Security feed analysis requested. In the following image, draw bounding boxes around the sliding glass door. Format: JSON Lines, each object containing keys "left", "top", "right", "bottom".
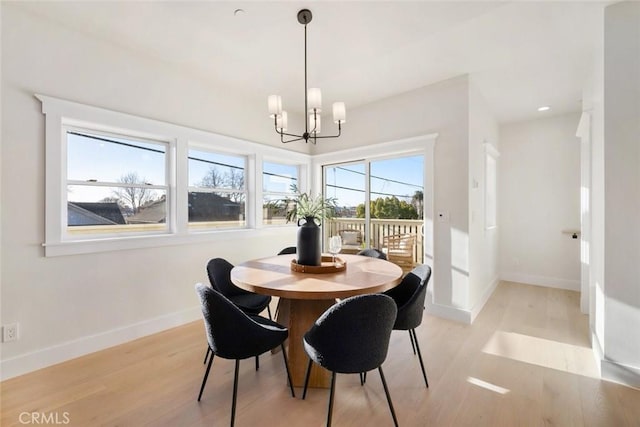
{"left": 323, "top": 154, "right": 424, "bottom": 267}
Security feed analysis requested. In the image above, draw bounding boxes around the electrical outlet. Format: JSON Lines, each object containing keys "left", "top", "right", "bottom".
{"left": 3, "top": 323, "right": 19, "bottom": 342}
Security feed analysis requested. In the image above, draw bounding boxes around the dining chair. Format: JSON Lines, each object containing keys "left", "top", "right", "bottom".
{"left": 383, "top": 264, "right": 432, "bottom": 388}
{"left": 302, "top": 294, "right": 399, "bottom": 427}
{"left": 278, "top": 246, "right": 297, "bottom": 255}
{"left": 195, "top": 283, "right": 295, "bottom": 427}
{"left": 204, "top": 258, "right": 273, "bottom": 368}
{"left": 356, "top": 248, "right": 388, "bottom": 260}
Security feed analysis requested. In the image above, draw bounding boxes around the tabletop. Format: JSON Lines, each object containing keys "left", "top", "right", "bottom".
{"left": 230, "top": 253, "right": 403, "bottom": 300}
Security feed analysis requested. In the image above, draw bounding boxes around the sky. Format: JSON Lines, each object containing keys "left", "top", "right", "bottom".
{"left": 66, "top": 131, "right": 423, "bottom": 209}
{"left": 324, "top": 155, "right": 424, "bottom": 207}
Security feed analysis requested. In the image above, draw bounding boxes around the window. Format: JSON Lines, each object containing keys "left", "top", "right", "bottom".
{"left": 188, "top": 149, "right": 247, "bottom": 229}
{"left": 323, "top": 155, "right": 424, "bottom": 260}
{"left": 262, "top": 161, "right": 298, "bottom": 225}
{"left": 66, "top": 129, "right": 169, "bottom": 236}
{"left": 315, "top": 133, "right": 436, "bottom": 266}
{"left": 39, "top": 94, "right": 312, "bottom": 256}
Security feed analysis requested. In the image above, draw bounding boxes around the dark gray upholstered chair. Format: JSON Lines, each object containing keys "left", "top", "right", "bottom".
{"left": 278, "top": 246, "right": 297, "bottom": 255}
{"left": 207, "top": 258, "right": 272, "bottom": 318}
{"left": 204, "top": 258, "right": 273, "bottom": 367}
{"left": 195, "top": 283, "right": 294, "bottom": 427}
{"left": 356, "top": 248, "right": 388, "bottom": 260}
{"left": 302, "top": 294, "right": 399, "bottom": 427}
{"left": 383, "top": 264, "right": 432, "bottom": 388}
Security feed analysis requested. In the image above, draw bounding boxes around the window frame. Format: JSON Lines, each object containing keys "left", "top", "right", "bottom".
{"left": 261, "top": 160, "right": 300, "bottom": 227}
{"left": 39, "top": 94, "right": 310, "bottom": 256}
{"left": 187, "top": 144, "right": 249, "bottom": 231}
{"left": 63, "top": 125, "right": 172, "bottom": 239}
{"left": 312, "top": 134, "right": 437, "bottom": 264}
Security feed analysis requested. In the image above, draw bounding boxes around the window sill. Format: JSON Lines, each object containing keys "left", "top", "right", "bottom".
{"left": 44, "top": 227, "right": 295, "bottom": 257}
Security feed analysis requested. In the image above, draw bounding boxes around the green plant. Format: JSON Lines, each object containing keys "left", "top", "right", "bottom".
{"left": 284, "top": 185, "right": 337, "bottom": 223}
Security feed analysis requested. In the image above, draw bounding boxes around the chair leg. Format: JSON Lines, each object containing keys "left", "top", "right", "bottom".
{"left": 360, "top": 371, "right": 367, "bottom": 385}
{"left": 230, "top": 360, "right": 240, "bottom": 427}
{"left": 197, "top": 352, "right": 214, "bottom": 401}
{"left": 280, "top": 343, "right": 295, "bottom": 398}
{"left": 302, "top": 358, "right": 313, "bottom": 400}
{"left": 326, "top": 371, "right": 337, "bottom": 427}
{"left": 378, "top": 366, "right": 399, "bottom": 427}
{"left": 411, "top": 329, "right": 429, "bottom": 388}
{"left": 255, "top": 355, "right": 259, "bottom": 371}
{"left": 267, "top": 305, "right": 273, "bottom": 320}
{"left": 409, "top": 330, "right": 417, "bottom": 355}
{"left": 204, "top": 346, "right": 211, "bottom": 364}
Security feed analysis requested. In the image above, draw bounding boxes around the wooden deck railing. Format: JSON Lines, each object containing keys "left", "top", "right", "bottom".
{"left": 326, "top": 218, "right": 424, "bottom": 264}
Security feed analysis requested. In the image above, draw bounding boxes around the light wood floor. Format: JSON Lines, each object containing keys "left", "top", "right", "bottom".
{"left": 2, "top": 281, "right": 639, "bottom": 426}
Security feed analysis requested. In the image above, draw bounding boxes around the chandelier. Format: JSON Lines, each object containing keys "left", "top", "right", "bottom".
{"left": 268, "top": 9, "right": 346, "bottom": 144}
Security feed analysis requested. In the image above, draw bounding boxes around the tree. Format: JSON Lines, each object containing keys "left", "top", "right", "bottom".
{"left": 113, "top": 172, "right": 156, "bottom": 214}
{"left": 199, "top": 167, "right": 225, "bottom": 188}
{"left": 412, "top": 190, "right": 424, "bottom": 218}
{"left": 226, "top": 168, "right": 245, "bottom": 203}
{"left": 356, "top": 196, "right": 418, "bottom": 219}
{"left": 199, "top": 166, "right": 245, "bottom": 203}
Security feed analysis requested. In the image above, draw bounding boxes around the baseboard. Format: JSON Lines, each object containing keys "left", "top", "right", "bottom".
{"left": 0, "top": 307, "right": 201, "bottom": 381}
{"left": 425, "top": 299, "right": 472, "bottom": 324}
{"left": 601, "top": 359, "right": 640, "bottom": 390}
{"left": 591, "top": 327, "right": 640, "bottom": 390}
{"left": 425, "top": 276, "right": 499, "bottom": 325}
{"left": 470, "top": 276, "right": 500, "bottom": 323}
{"left": 500, "top": 272, "right": 580, "bottom": 291}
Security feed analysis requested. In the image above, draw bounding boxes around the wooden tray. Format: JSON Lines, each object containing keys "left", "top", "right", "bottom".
{"left": 290, "top": 256, "right": 346, "bottom": 274}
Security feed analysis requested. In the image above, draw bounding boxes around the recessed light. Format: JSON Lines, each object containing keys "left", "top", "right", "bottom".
{"left": 234, "top": 9, "right": 245, "bottom": 16}
{"left": 537, "top": 106, "right": 551, "bottom": 112}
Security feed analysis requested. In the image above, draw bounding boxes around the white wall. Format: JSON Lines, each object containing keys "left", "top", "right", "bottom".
{"left": 499, "top": 113, "right": 581, "bottom": 290}
{"left": 600, "top": 0, "right": 640, "bottom": 387}
{"left": 0, "top": 4, "right": 300, "bottom": 379}
{"left": 468, "top": 79, "right": 500, "bottom": 320}
{"left": 313, "top": 75, "right": 480, "bottom": 323}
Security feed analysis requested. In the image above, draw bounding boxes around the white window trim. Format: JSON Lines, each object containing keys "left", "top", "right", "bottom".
{"left": 186, "top": 145, "right": 250, "bottom": 231}
{"left": 261, "top": 159, "right": 302, "bottom": 227}
{"left": 64, "top": 126, "right": 173, "bottom": 239}
{"left": 38, "top": 94, "right": 310, "bottom": 256}
{"left": 312, "top": 133, "right": 437, "bottom": 264}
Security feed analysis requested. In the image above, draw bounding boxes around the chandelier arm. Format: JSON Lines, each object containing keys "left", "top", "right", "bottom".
{"left": 281, "top": 135, "right": 305, "bottom": 144}
{"left": 273, "top": 121, "right": 305, "bottom": 139}
{"left": 276, "top": 129, "right": 305, "bottom": 139}
{"left": 309, "top": 123, "right": 342, "bottom": 139}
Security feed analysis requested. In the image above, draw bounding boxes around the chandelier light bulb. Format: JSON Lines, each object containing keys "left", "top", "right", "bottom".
{"left": 308, "top": 88, "right": 322, "bottom": 112}
{"left": 268, "top": 95, "right": 282, "bottom": 118}
{"left": 276, "top": 111, "right": 288, "bottom": 131}
{"left": 332, "top": 102, "right": 346, "bottom": 123}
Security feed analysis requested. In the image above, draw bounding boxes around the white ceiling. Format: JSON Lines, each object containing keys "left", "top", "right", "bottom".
{"left": 17, "top": 1, "right": 605, "bottom": 123}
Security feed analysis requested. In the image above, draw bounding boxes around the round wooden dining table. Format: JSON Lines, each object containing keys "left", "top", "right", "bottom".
{"left": 230, "top": 253, "right": 403, "bottom": 388}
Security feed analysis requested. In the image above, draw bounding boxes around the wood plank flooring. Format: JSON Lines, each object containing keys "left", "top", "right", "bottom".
{"left": 2, "top": 281, "right": 639, "bottom": 426}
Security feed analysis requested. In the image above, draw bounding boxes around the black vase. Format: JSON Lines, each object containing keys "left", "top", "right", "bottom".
{"left": 296, "top": 216, "right": 322, "bottom": 266}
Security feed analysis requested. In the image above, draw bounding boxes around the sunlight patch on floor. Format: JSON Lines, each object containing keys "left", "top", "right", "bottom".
{"left": 467, "top": 376, "right": 510, "bottom": 394}
{"left": 482, "top": 331, "right": 599, "bottom": 378}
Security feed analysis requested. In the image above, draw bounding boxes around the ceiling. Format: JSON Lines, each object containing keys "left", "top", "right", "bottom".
{"left": 16, "top": 1, "right": 605, "bottom": 123}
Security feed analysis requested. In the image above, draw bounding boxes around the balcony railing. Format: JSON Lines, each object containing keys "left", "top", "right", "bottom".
{"left": 326, "top": 218, "right": 424, "bottom": 265}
